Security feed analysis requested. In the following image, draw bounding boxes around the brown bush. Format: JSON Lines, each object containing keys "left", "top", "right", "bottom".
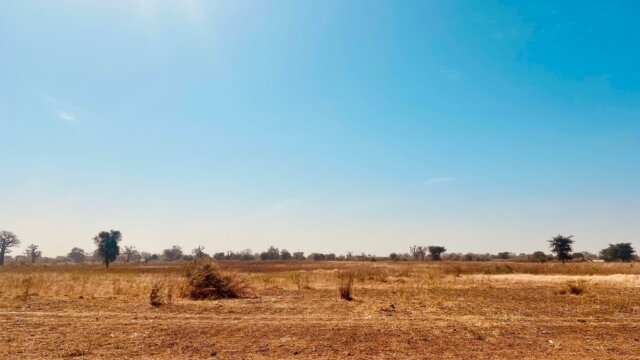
{"left": 184, "top": 260, "right": 247, "bottom": 300}
{"left": 558, "top": 281, "right": 586, "bottom": 295}
{"left": 149, "top": 282, "right": 164, "bottom": 307}
{"left": 338, "top": 271, "right": 354, "bottom": 301}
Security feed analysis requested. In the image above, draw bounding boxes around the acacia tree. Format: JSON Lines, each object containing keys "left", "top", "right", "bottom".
{"left": 67, "top": 247, "right": 87, "bottom": 263}
{"left": 409, "top": 245, "right": 426, "bottom": 261}
{"left": 24, "top": 244, "right": 41, "bottom": 264}
{"left": 428, "top": 246, "right": 447, "bottom": 261}
{"left": 94, "top": 230, "right": 122, "bottom": 268}
{"left": 548, "top": 234, "right": 574, "bottom": 264}
{"left": 600, "top": 243, "right": 636, "bottom": 262}
{"left": 0, "top": 231, "right": 20, "bottom": 266}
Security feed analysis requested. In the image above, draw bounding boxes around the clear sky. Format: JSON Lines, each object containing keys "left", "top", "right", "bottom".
{"left": 1, "top": 0, "right": 639, "bottom": 257}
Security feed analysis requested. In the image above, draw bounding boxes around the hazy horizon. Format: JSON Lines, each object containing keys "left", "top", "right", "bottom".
{"left": 2, "top": 1, "right": 639, "bottom": 258}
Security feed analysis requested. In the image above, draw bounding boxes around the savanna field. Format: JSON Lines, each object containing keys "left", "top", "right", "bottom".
{"left": 1, "top": 261, "right": 639, "bottom": 359}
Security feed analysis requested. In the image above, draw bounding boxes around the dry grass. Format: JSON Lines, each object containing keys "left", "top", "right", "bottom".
{"left": 1, "top": 261, "right": 639, "bottom": 358}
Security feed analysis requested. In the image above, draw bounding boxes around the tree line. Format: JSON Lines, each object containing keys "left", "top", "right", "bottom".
{"left": 0, "top": 230, "right": 636, "bottom": 267}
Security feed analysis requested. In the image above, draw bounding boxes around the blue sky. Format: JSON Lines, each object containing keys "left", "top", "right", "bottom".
{"left": 1, "top": 0, "right": 639, "bottom": 257}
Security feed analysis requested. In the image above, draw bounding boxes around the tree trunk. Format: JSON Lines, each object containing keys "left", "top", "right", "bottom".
{"left": 105, "top": 259, "right": 110, "bottom": 268}
{"left": 0, "top": 252, "right": 4, "bottom": 266}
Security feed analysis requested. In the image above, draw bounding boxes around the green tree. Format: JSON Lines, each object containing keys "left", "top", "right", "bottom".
{"left": 600, "top": 243, "right": 636, "bottom": 262}
{"left": 428, "top": 246, "right": 447, "bottom": 261}
{"left": 531, "top": 251, "right": 548, "bottom": 263}
{"left": 548, "top": 234, "right": 574, "bottom": 264}
{"left": 280, "top": 249, "right": 292, "bottom": 260}
{"left": 94, "top": 230, "right": 122, "bottom": 268}
{"left": 163, "top": 246, "right": 183, "bottom": 261}
{"left": 0, "top": 231, "right": 21, "bottom": 266}
{"left": 260, "top": 246, "right": 280, "bottom": 260}
{"left": 67, "top": 247, "right": 87, "bottom": 263}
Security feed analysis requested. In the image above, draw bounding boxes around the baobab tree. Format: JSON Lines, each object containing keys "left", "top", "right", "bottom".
{"left": 24, "top": 244, "right": 41, "bottom": 264}
{"left": 0, "top": 231, "right": 20, "bottom": 266}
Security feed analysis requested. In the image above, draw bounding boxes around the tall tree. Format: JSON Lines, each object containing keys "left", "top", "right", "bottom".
{"left": 94, "top": 230, "right": 122, "bottom": 268}
{"left": 428, "top": 246, "right": 447, "bottom": 261}
{"left": 0, "top": 231, "right": 20, "bottom": 266}
{"left": 24, "top": 244, "right": 41, "bottom": 264}
{"left": 548, "top": 234, "right": 574, "bottom": 264}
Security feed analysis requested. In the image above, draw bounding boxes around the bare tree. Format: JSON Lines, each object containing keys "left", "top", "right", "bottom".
{"left": 192, "top": 245, "right": 207, "bottom": 259}
{"left": 24, "top": 244, "right": 41, "bottom": 264}
{"left": 0, "top": 231, "right": 21, "bottom": 266}
{"left": 122, "top": 245, "right": 137, "bottom": 263}
{"left": 409, "top": 245, "right": 426, "bottom": 261}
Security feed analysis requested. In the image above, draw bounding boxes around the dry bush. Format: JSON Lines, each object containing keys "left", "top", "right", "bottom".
{"left": 149, "top": 282, "right": 164, "bottom": 306}
{"left": 184, "top": 260, "right": 248, "bottom": 300}
{"left": 338, "top": 271, "right": 354, "bottom": 301}
{"left": 557, "top": 281, "right": 586, "bottom": 295}
{"left": 291, "top": 272, "right": 311, "bottom": 291}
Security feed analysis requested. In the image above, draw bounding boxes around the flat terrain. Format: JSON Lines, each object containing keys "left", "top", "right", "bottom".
{"left": 1, "top": 261, "right": 640, "bottom": 359}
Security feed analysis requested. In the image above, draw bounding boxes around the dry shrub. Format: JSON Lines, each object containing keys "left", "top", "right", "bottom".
{"left": 483, "top": 264, "right": 514, "bottom": 275}
{"left": 184, "top": 260, "right": 247, "bottom": 300}
{"left": 21, "top": 276, "right": 34, "bottom": 298}
{"left": 292, "top": 272, "right": 311, "bottom": 291}
{"left": 338, "top": 271, "right": 354, "bottom": 301}
{"left": 558, "top": 281, "right": 586, "bottom": 295}
{"left": 149, "top": 282, "right": 164, "bottom": 307}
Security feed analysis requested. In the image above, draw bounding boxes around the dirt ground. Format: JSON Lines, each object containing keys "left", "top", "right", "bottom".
{"left": 1, "top": 261, "right": 639, "bottom": 359}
